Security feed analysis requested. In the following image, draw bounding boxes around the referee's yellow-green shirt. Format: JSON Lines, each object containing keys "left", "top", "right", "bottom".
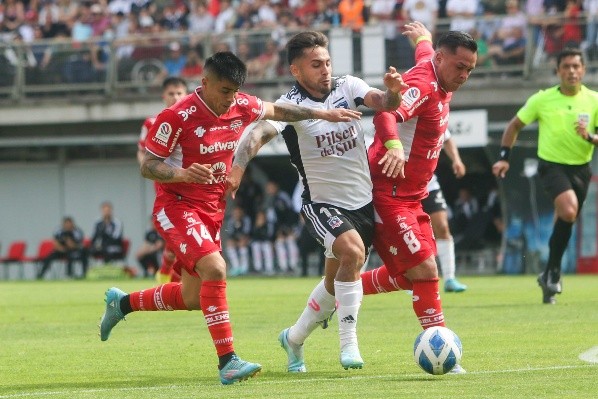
{"left": 517, "top": 85, "right": 598, "bottom": 165}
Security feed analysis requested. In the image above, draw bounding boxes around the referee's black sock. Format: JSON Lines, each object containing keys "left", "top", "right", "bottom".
{"left": 545, "top": 218, "right": 574, "bottom": 280}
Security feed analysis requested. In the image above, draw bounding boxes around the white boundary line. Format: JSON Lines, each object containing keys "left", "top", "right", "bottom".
{"left": 579, "top": 346, "right": 598, "bottom": 363}
{"left": 0, "top": 364, "right": 596, "bottom": 398}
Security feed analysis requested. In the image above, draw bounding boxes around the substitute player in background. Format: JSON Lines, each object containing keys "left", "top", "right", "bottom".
{"left": 492, "top": 48, "right": 598, "bottom": 305}
{"left": 360, "top": 22, "right": 477, "bottom": 373}
{"left": 137, "top": 76, "right": 187, "bottom": 283}
{"left": 99, "top": 51, "right": 361, "bottom": 385}
{"left": 423, "top": 132, "right": 468, "bottom": 293}
{"left": 228, "top": 30, "right": 407, "bottom": 372}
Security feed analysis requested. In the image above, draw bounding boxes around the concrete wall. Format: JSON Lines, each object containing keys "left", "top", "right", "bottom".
{"left": 0, "top": 160, "right": 155, "bottom": 276}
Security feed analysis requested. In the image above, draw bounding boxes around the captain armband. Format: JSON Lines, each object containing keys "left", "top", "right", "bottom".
{"left": 415, "top": 36, "right": 432, "bottom": 45}
{"left": 384, "top": 139, "right": 403, "bottom": 150}
{"left": 499, "top": 146, "right": 511, "bottom": 161}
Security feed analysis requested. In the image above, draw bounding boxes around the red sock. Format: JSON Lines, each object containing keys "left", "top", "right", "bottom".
{"left": 361, "top": 265, "right": 413, "bottom": 295}
{"left": 200, "top": 281, "right": 234, "bottom": 357}
{"left": 412, "top": 278, "right": 445, "bottom": 329}
{"left": 129, "top": 283, "right": 187, "bottom": 311}
{"left": 158, "top": 250, "right": 175, "bottom": 275}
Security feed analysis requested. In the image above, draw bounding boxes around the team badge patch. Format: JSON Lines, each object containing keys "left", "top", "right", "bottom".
{"left": 401, "top": 87, "right": 421, "bottom": 108}
{"left": 328, "top": 216, "right": 343, "bottom": 229}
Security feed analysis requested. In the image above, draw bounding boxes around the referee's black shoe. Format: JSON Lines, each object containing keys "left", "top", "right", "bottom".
{"left": 537, "top": 273, "right": 556, "bottom": 305}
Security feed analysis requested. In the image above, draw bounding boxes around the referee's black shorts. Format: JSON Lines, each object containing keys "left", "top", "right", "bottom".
{"left": 537, "top": 159, "right": 592, "bottom": 207}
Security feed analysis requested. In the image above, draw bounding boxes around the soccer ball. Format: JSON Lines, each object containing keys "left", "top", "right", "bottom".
{"left": 413, "top": 326, "right": 462, "bottom": 375}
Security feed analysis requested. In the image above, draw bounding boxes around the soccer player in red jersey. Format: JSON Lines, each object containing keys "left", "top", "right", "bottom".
{"left": 137, "top": 76, "right": 188, "bottom": 284}
{"left": 360, "top": 22, "right": 477, "bottom": 371}
{"left": 99, "top": 51, "right": 361, "bottom": 385}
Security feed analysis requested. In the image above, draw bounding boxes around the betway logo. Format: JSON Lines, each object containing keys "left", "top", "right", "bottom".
{"left": 200, "top": 140, "right": 238, "bottom": 154}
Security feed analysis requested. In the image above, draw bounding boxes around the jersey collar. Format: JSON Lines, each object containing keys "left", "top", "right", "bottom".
{"left": 294, "top": 78, "right": 337, "bottom": 103}
{"left": 194, "top": 87, "right": 220, "bottom": 117}
{"left": 430, "top": 60, "right": 448, "bottom": 94}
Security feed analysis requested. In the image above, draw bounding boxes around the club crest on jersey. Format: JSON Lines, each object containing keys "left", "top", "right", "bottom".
{"left": 401, "top": 87, "right": 421, "bottom": 108}
{"left": 327, "top": 216, "right": 343, "bottom": 229}
{"left": 333, "top": 98, "right": 349, "bottom": 109}
{"left": 230, "top": 120, "right": 242, "bottom": 132}
{"left": 153, "top": 122, "right": 172, "bottom": 146}
{"left": 195, "top": 126, "right": 206, "bottom": 138}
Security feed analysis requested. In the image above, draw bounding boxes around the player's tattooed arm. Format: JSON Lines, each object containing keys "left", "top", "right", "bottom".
{"left": 263, "top": 102, "right": 361, "bottom": 122}
{"left": 227, "top": 122, "right": 278, "bottom": 198}
{"left": 233, "top": 121, "right": 279, "bottom": 170}
{"left": 364, "top": 67, "right": 407, "bottom": 111}
{"left": 141, "top": 152, "right": 176, "bottom": 181}
{"left": 141, "top": 152, "right": 212, "bottom": 183}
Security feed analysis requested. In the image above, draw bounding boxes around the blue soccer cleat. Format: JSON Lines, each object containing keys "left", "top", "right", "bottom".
{"left": 219, "top": 355, "right": 262, "bottom": 385}
{"left": 340, "top": 343, "right": 364, "bottom": 370}
{"left": 444, "top": 278, "right": 468, "bottom": 293}
{"left": 99, "top": 287, "right": 126, "bottom": 341}
{"left": 278, "top": 328, "right": 307, "bottom": 372}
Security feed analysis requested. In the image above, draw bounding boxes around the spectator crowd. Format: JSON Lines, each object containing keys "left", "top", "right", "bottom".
{"left": 1, "top": 0, "right": 594, "bottom": 87}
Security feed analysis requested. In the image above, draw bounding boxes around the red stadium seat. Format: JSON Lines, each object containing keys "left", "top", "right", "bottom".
{"left": 23, "top": 239, "right": 57, "bottom": 280}
{"left": 24, "top": 239, "right": 56, "bottom": 263}
{"left": 0, "top": 240, "right": 27, "bottom": 279}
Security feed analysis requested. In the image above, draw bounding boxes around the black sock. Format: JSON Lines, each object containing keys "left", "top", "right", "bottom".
{"left": 545, "top": 218, "right": 574, "bottom": 279}
{"left": 218, "top": 352, "right": 236, "bottom": 370}
{"left": 120, "top": 295, "right": 133, "bottom": 316}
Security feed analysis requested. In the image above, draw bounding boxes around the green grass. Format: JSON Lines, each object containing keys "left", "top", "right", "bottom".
{"left": 1, "top": 275, "right": 597, "bottom": 398}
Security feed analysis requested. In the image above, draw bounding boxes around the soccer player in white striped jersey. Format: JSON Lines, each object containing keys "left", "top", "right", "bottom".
{"left": 227, "top": 31, "right": 407, "bottom": 372}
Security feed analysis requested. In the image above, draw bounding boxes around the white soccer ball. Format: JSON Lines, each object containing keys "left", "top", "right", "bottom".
{"left": 413, "top": 326, "right": 462, "bottom": 375}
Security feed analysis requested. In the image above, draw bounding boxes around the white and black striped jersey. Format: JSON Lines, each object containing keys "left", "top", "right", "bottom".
{"left": 267, "top": 75, "right": 374, "bottom": 210}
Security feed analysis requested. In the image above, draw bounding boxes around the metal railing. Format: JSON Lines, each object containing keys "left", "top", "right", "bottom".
{"left": 0, "top": 14, "right": 594, "bottom": 102}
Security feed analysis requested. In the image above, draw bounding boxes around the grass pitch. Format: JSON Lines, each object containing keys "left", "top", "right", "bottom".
{"left": 1, "top": 275, "right": 597, "bottom": 399}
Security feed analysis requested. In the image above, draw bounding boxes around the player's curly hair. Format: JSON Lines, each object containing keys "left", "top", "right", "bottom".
{"left": 286, "top": 31, "right": 329, "bottom": 65}
{"left": 204, "top": 51, "right": 247, "bottom": 86}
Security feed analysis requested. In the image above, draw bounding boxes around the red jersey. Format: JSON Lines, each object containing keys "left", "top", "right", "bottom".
{"left": 145, "top": 88, "right": 265, "bottom": 221}
{"left": 139, "top": 116, "right": 156, "bottom": 151}
{"left": 368, "top": 41, "right": 451, "bottom": 202}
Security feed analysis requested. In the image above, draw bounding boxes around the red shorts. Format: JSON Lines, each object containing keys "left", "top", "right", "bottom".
{"left": 153, "top": 200, "right": 222, "bottom": 277}
{"left": 372, "top": 199, "right": 436, "bottom": 275}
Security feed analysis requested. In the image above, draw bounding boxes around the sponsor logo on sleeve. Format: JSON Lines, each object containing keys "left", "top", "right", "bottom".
{"left": 401, "top": 87, "right": 421, "bottom": 108}
{"left": 168, "top": 128, "right": 182, "bottom": 153}
{"left": 153, "top": 122, "right": 172, "bottom": 146}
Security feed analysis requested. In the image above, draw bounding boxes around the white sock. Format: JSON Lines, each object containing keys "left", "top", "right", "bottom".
{"left": 288, "top": 279, "right": 336, "bottom": 345}
{"left": 275, "top": 239, "right": 288, "bottom": 271}
{"left": 437, "top": 238, "right": 456, "bottom": 280}
{"left": 239, "top": 246, "right": 249, "bottom": 273}
{"left": 263, "top": 243, "right": 274, "bottom": 273}
{"left": 225, "top": 246, "right": 240, "bottom": 271}
{"left": 286, "top": 236, "right": 299, "bottom": 270}
{"left": 251, "top": 242, "right": 263, "bottom": 271}
{"left": 335, "top": 279, "right": 363, "bottom": 349}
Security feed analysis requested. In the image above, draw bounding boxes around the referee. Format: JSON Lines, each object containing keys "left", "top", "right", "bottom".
{"left": 492, "top": 48, "right": 598, "bottom": 304}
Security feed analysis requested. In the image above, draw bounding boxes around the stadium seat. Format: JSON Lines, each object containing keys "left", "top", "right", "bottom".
{"left": 24, "top": 239, "right": 58, "bottom": 279}
{"left": 0, "top": 240, "right": 27, "bottom": 280}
